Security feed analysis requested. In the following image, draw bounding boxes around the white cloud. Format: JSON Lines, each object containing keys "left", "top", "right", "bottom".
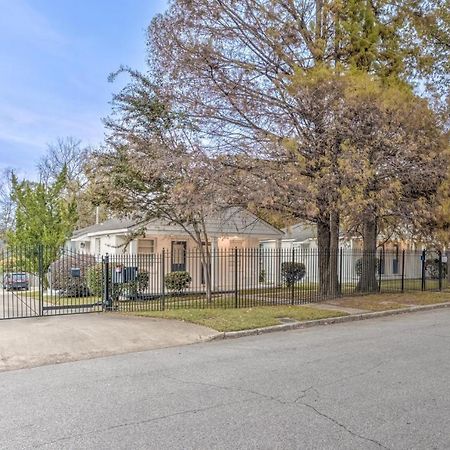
{"left": 0, "top": 0, "right": 68, "bottom": 53}
{"left": 0, "top": 101, "right": 105, "bottom": 158}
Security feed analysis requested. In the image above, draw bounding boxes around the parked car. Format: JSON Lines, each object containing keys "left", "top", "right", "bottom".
{"left": 2, "top": 272, "right": 30, "bottom": 291}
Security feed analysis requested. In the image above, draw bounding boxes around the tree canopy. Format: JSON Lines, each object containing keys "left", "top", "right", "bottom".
{"left": 6, "top": 169, "right": 78, "bottom": 268}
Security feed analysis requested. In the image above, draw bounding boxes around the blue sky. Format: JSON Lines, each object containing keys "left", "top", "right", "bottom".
{"left": 0, "top": 0, "right": 168, "bottom": 177}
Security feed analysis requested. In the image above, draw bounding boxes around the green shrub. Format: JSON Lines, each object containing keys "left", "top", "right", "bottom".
{"left": 86, "top": 264, "right": 150, "bottom": 299}
{"left": 126, "top": 272, "right": 150, "bottom": 297}
{"left": 281, "top": 262, "right": 306, "bottom": 287}
{"left": 86, "top": 263, "right": 103, "bottom": 297}
{"left": 425, "top": 258, "right": 448, "bottom": 279}
{"left": 164, "top": 271, "right": 191, "bottom": 293}
{"left": 49, "top": 254, "right": 97, "bottom": 297}
{"left": 259, "top": 269, "right": 266, "bottom": 283}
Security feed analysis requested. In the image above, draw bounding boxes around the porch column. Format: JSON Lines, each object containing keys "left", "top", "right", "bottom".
{"left": 129, "top": 239, "right": 138, "bottom": 255}
{"left": 211, "top": 237, "right": 218, "bottom": 292}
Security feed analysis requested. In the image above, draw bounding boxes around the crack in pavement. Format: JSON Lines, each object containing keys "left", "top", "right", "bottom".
{"left": 164, "top": 368, "right": 390, "bottom": 449}
{"left": 293, "top": 385, "right": 320, "bottom": 402}
{"left": 164, "top": 374, "right": 292, "bottom": 404}
{"left": 297, "top": 400, "right": 391, "bottom": 449}
{"left": 30, "top": 360, "right": 388, "bottom": 449}
{"left": 32, "top": 396, "right": 262, "bottom": 448}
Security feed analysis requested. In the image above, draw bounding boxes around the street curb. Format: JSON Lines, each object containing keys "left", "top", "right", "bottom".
{"left": 211, "top": 301, "right": 450, "bottom": 340}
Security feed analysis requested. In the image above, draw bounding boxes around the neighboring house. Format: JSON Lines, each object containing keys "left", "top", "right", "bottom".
{"left": 261, "top": 222, "right": 426, "bottom": 282}
{"left": 67, "top": 207, "right": 283, "bottom": 293}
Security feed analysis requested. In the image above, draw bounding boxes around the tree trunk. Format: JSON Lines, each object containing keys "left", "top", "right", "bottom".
{"left": 329, "top": 211, "right": 340, "bottom": 297}
{"left": 197, "top": 223, "right": 213, "bottom": 303}
{"left": 200, "top": 248, "right": 212, "bottom": 303}
{"left": 317, "top": 218, "right": 330, "bottom": 297}
{"left": 357, "top": 217, "right": 378, "bottom": 292}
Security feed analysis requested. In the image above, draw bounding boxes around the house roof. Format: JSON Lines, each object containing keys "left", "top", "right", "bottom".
{"left": 71, "top": 208, "right": 283, "bottom": 240}
{"left": 72, "top": 218, "right": 138, "bottom": 239}
{"left": 282, "top": 222, "right": 350, "bottom": 242}
{"left": 282, "top": 223, "right": 317, "bottom": 242}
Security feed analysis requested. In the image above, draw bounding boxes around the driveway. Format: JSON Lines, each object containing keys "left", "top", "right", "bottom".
{"left": 0, "top": 289, "right": 40, "bottom": 319}
{"left": 0, "top": 313, "right": 219, "bottom": 372}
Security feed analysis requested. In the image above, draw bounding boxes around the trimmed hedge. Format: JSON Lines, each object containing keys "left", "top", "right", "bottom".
{"left": 425, "top": 258, "right": 448, "bottom": 279}
{"left": 164, "top": 271, "right": 191, "bottom": 293}
{"left": 281, "top": 262, "right": 306, "bottom": 287}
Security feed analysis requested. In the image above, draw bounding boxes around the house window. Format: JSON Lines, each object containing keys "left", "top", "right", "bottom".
{"left": 171, "top": 241, "right": 187, "bottom": 272}
{"left": 138, "top": 239, "right": 155, "bottom": 255}
{"left": 95, "top": 238, "right": 101, "bottom": 254}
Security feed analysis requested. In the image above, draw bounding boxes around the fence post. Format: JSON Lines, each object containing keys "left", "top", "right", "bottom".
{"left": 291, "top": 247, "right": 295, "bottom": 305}
{"left": 439, "top": 250, "right": 443, "bottom": 291}
{"left": 234, "top": 247, "right": 238, "bottom": 308}
{"left": 401, "top": 250, "right": 405, "bottom": 293}
{"left": 378, "top": 249, "right": 383, "bottom": 292}
{"left": 421, "top": 249, "right": 426, "bottom": 291}
{"left": 339, "top": 248, "right": 343, "bottom": 296}
{"left": 161, "top": 249, "right": 166, "bottom": 311}
{"left": 103, "top": 253, "right": 111, "bottom": 310}
{"left": 37, "top": 244, "right": 44, "bottom": 317}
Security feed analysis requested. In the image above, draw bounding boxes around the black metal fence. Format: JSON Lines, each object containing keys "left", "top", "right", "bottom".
{"left": 0, "top": 246, "right": 448, "bottom": 319}
{"left": 0, "top": 246, "right": 103, "bottom": 320}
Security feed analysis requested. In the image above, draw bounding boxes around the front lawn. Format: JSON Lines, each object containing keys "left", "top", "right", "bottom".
{"left": 131, "top": 305, "right": 347, "bottom": 332}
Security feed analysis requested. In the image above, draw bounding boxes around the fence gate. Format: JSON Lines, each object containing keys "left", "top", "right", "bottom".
{"left": 0, "top": 246, "right": 103, "bottom": 320}
{"left": 0, "top": 247, "right": 41, "bottom": 319}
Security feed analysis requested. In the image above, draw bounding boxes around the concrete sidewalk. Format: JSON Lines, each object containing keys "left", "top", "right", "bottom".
{"left": 0, "top": 313, "right": 219, "bottom": 372}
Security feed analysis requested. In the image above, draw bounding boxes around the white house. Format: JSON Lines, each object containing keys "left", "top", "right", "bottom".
{"left": 68, "top": 207, "right": 283, "bottom": 255}
{"left": 261, "top": 222, "right": 427, "bottom": 283}
{"left": 67, "top": 207, "right": 284, "bottom": 293}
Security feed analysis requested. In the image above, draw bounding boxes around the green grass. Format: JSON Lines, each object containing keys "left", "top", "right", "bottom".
{"left": 20, "top": 291, "right": 100, "bottom": 306}
{"left": 131, "top": 305, "right": 347, "bottom": 332}
{"left": 45, "top": 295, "right": 100, "bottom": 306}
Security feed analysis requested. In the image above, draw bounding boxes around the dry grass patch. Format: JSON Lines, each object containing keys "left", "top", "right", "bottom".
{"left": 327, "top": 291, "right": 450, "bottom": 311}
{"left": 131, "top": 305, "right": 347, "bottom": 332}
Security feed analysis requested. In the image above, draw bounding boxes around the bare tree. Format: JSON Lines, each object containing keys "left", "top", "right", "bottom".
{"left": 38, "top": 137, "right": 90, "bottom": 186}
{"left": 38, "top": 137, "right": 100, "bottom": 228}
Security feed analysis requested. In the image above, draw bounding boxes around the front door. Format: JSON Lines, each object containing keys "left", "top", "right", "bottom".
{"left": 171, "top": 241, "right": 187, "bottom": 272}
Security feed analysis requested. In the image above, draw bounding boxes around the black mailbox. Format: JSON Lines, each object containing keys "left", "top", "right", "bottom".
{"left": 123, "top": 266, "right": 138, "bottom": 283}
{"left": 112, "top": 266, "right": 138, "bottom": 284}
{"left": 71, "top": 268, "right": 81, "bottom": 278}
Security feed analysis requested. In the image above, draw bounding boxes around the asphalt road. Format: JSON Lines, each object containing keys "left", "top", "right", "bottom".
{"left": 2, "top": 310, "right": 450, "bottom": 449}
